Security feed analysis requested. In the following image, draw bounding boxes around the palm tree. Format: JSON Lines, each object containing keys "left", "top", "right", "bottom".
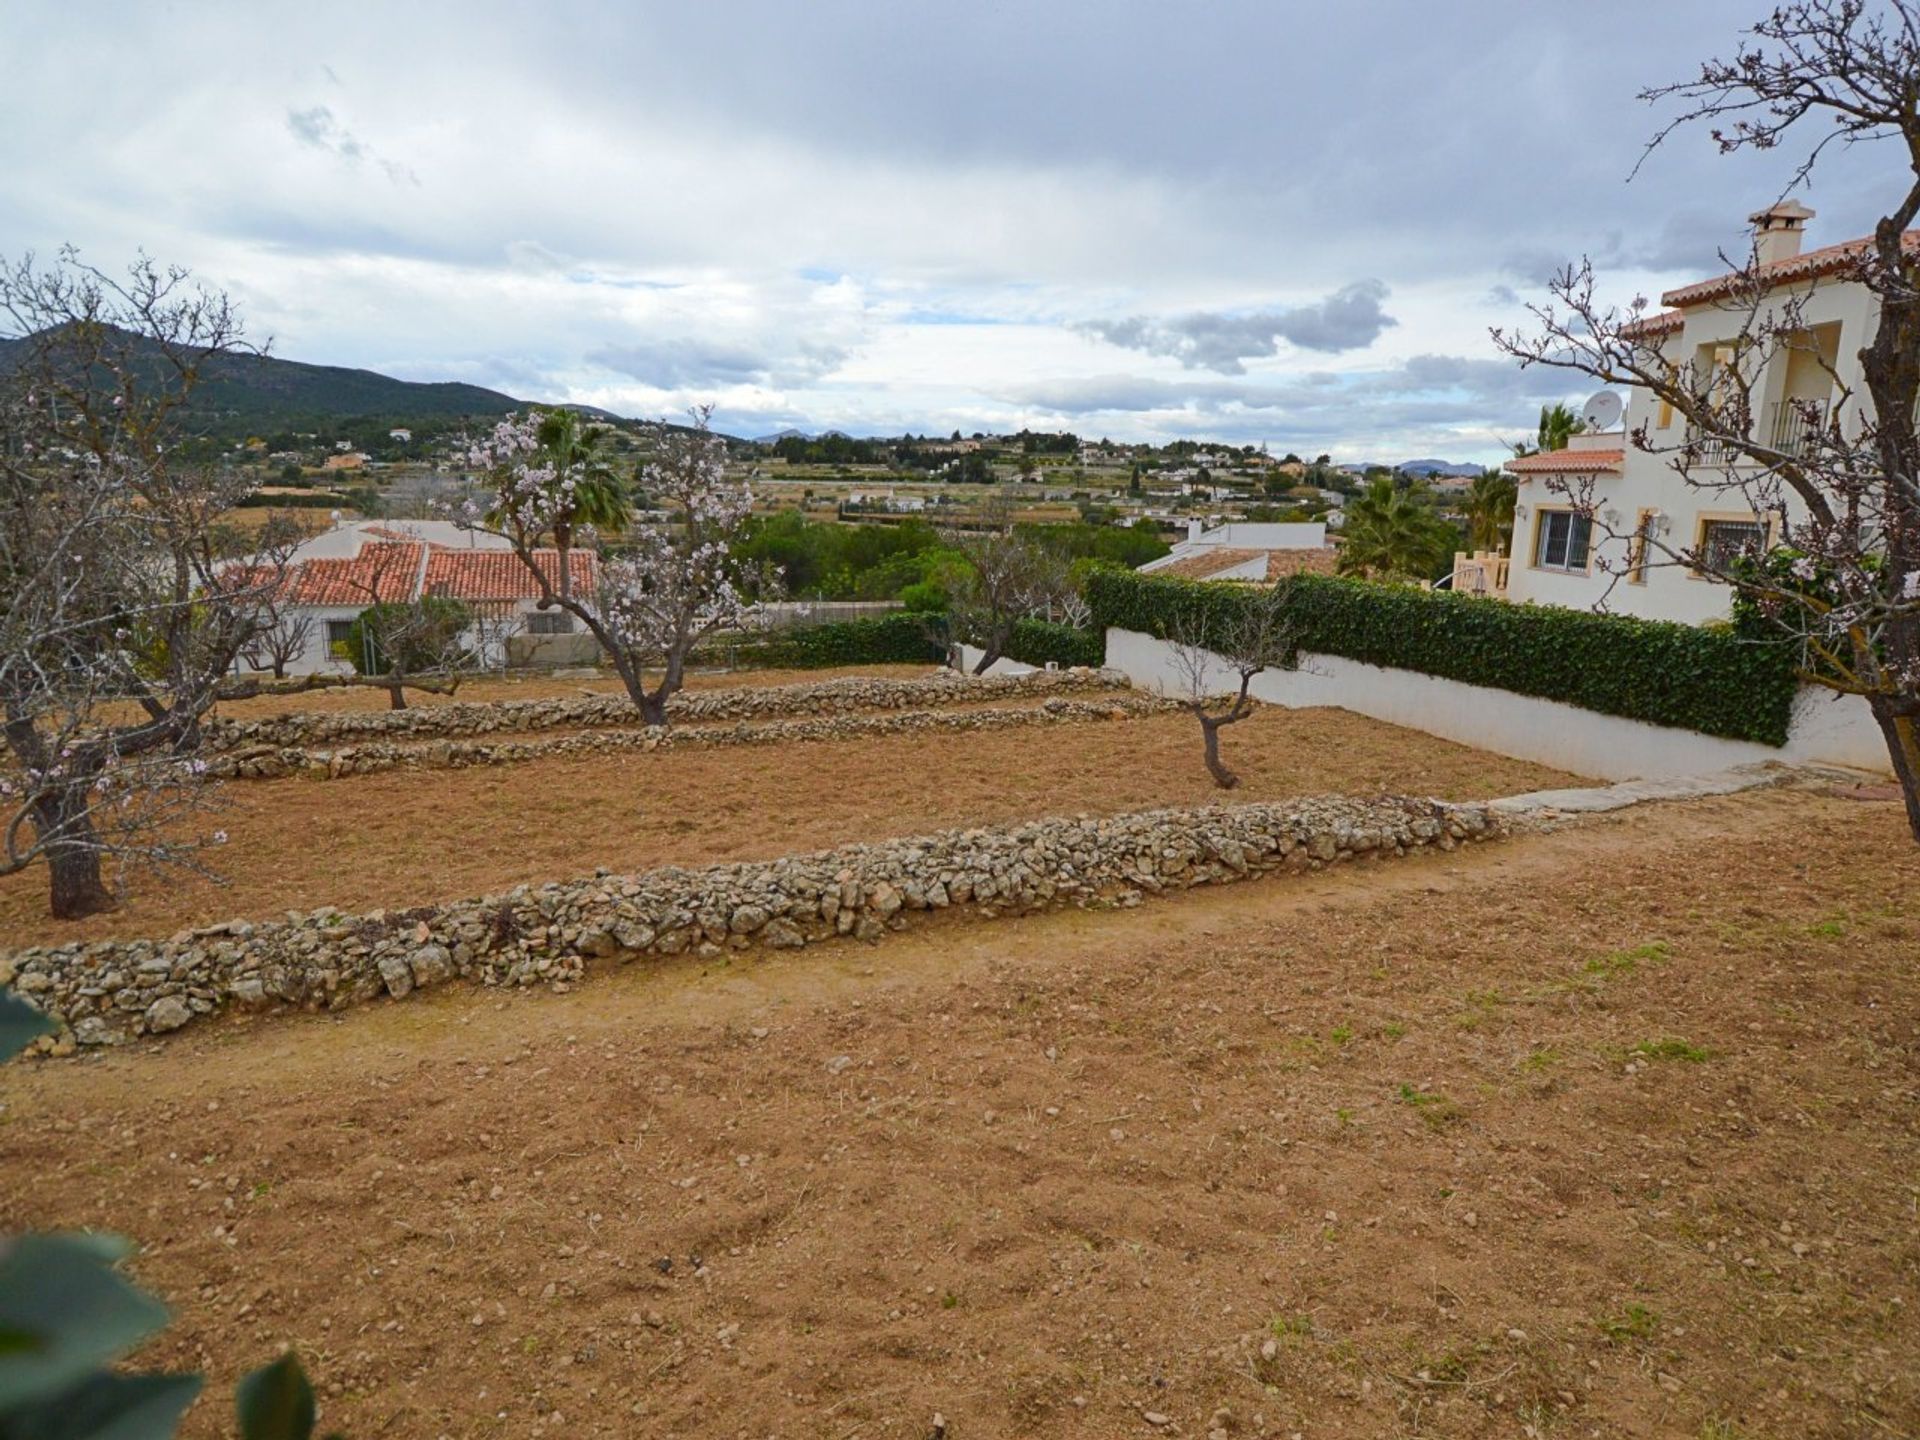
{"left": 1462, "top": 469, "right": 1517, "bottom": 552}
{"left": 491, "top": 408, "right": 630, "bottom": 599}
{"left": 1510, "top": 402, "right": 1587, "bottom": 458}
{"left": 1336, "top": 477, "right": 1455, "bottom": 581}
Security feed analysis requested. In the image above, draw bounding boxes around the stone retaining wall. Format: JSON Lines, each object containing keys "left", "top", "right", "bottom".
{"left": 204, "top": 668, "right": 1127, "bottom": 753}
{"left": 208, "top": 694, "right": 1182, "bottom": 780}
{"left": 2, "top": 794, "right": 1503, "bottom": 1053}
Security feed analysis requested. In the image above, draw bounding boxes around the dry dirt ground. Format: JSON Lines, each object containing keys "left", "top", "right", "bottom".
{"left": 0, "top": 706, "right": 1580, "bottom": 948}
{"left": 210, "top": 664, "right": 939, "bottom": 719}
{"left": 2, "top": 787, "right": 1916, "bottom": 1439}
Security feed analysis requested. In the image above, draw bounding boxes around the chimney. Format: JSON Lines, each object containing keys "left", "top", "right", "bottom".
{"left": 1748, "top": 200, "right": 1814, "bottom": 267}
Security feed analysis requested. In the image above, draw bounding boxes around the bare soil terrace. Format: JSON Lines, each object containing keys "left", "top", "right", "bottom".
{"left": 0, "top": 705, "right": 1579, "bottom": 948}
{"left": 1, "top": 787, "right": 1914, "bottom": 1438}
{"left": 209, "top": 663, "right": 938, "bottom": 720}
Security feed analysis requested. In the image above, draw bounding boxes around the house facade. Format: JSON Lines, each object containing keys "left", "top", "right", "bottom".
{"left": 247, "top": 521, "right": 595, "bottom": 675}
{"left": 1502, "top": 202, "right": 1915, "bottom": 625}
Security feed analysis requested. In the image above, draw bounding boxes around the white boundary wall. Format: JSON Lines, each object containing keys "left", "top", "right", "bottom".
{"left": 1105, "top": 627, "right": 1888, "bottom": 781}
{"left": 953, "top": 643, "right": 1040, "bottom": 678}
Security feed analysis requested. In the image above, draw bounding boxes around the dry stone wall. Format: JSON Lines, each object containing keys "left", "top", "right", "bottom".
{"left": 203, "top": 668, "right": 1127, "bottom": 753}
{"left": 207, "top": 694, "right": 1181, "bottom": 780}
{"left": 3, "top": 794, "right": 1503, "bottom": 1054}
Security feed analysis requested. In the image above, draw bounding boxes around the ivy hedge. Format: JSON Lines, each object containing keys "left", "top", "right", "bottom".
{"left": 716, "top": 613, "right": 948, "bottom": 669}
{"left": 1087, "top": 568, "right": 1798, "bottom": 745}
{"left": 1003, "top": 618, "right": 1105, "bottom": 669}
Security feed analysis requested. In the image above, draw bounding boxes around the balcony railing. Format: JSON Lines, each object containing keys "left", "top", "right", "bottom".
{"left": 1767, "top": 397, "right": 1828, "bottom": 458}
{"left": 1685, "top": 396, "right": 1830, "bottom": 466}
{"left": 1446, "top": 550, "right": 1509, "bottom": 598}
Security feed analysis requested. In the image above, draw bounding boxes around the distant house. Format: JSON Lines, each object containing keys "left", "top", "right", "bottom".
{"left": 388, "top": 428, "right": 413, "bottom": 443}
{"left": 242, "top": 521, "right": 594, "bottom": 674}
{"left": 321, "top": 452, "right": 367, "bottom": 471}
{"left": 1139, "top": 521, "right": 1337, "bottom": 582}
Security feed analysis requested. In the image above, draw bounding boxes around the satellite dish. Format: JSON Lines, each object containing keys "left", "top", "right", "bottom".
{"left": 1581, "top": 390, "right": 1624, "bottom": 432}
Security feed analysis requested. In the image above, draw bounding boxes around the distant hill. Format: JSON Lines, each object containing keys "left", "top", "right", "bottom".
{"left": 0, "top": 329, "right": 631, "bottom": 438}
{"left": 1394, "top": 459, "right": 1485, "bottom": 478}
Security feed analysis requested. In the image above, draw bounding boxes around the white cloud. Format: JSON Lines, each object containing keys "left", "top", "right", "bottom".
{"left": 0, "top": 0, "right": 1896, "bottom": 461}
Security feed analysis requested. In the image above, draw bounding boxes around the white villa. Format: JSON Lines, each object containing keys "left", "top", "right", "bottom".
{"left": 1495, "top": 201, "right": 1917, "bottom": 625}
{"left": 244, "top": 521, "right": 594, "bottom": 675}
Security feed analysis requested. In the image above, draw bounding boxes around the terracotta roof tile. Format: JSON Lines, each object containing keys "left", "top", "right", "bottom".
{"left": 422, "top": 548, "right": 596, "bottom": 603}
{"left": 283, "top": 542, "right": 426, "bottom": 606}
{"left": 1157, "top": 546, "right": 1339, "bottom": 582}
{"left": 1263, "top": 548, "right": 1340, "bottom": 580}
{"left": 1623, "top": 309, "right": 1683, "bottom": 338}
{"left": 1660, "top": 230, "right": 1920, "bottom": 309}
{"left": 1506, "top": 448, "right": 1624, "bottom": 475}
{"left": 1158, "top": 547, "right": 1265, "bottom": 579}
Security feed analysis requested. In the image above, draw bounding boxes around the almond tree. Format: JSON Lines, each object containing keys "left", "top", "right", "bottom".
{"left": 0, "top": 251, "right": 284, "bottom": 917}
{"left": 1492, "top": 0, "right": 1920, "bottom": 839}
{"left": 1164, "top": 584, "right": 1298, "bottom": 789}
{"left": 466, "top": 406, "right": 766, "bottom": 725}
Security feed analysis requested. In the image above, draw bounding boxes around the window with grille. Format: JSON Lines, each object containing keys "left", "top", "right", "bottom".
{"left": 325, "top": 619, "right": 354, "bottom": 659}
{"left": 526, "top": 612, "right": 575, "bottom": 635}
{"left": 1533, "top": 510, "right": 1592, "bottom": 573}
{"left": 1699, "top": 518, "right": 1767, "bottom": 573}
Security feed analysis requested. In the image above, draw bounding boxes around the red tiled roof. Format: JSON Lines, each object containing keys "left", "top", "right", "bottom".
{"left": 1623, "top": 309, "right": 1683, "bottom": 338}
{"left": 422, "top": 548, "right": 596, "bottom": 603}
{"left": 1506, "top": 448, "right": 1624, "bottom": 475}
{"left": 1262, "top": 547, "right": 1340, "bottom": 580}
{"left": 1660, "top": 230, "right": 1920, "bottom": 309}
{"left": 1158, "top": 547, "right": 1265, "bottom": 579}
{"left": 1156, "top": 546, "right": 1339, "bottom": 581}
{"left": 282, "top": 542, "right": 426, "bottom": 606}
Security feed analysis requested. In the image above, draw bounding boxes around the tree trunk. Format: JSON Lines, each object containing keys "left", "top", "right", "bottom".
{"left": 555, "top": 521, "right": 574, "bottom": 601}
{"left": 1198, "top": 714, "right": 1240, "bottom": 790}
{"left": 32, "top": 786, "right": 116, "bottom": 920}
{"left": 386, "top": 679, "right": 408, "bottom": 710}
{"left": 1867, "top": 695, "right": 1920, "bottom": 844}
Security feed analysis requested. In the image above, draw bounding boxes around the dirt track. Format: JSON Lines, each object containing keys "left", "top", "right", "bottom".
{"left": 3, "top": 787, "right": 1915, "bottom": 1438}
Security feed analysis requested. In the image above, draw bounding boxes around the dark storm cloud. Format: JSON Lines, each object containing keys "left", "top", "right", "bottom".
{"left": 586, "top": 337, "right": 848, "bottom": 389}
{"left": 1078, "top": 282, "right": 1397, "bottom": 374}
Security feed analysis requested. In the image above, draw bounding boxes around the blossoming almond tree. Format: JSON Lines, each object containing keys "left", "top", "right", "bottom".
{"left": 465, "top": 406, "right": 769, "bottom": 725}
{"left": 1, "top": 251, "right": 284, "bottom": 917}
{"left": 1492, "top": 0, "right": 1920, "bottom": 840}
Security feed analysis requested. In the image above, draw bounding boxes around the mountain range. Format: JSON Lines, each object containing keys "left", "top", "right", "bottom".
{"left": 0, "top": 330, "right": 619, "bottom": 436}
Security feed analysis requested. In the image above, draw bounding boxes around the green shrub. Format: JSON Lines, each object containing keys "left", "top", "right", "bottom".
{"left": 343, "top": 598, "right": 472, "bottom": 676}
{"left": 1086, "top": 569, "right": 1797, "bottom": 745}
{"left": 720, "top": 613, "right": 947, "bottom": 669}
{"left": 1003, "top": 618, "right": 1103, "bottom": 669}
{"left": 897, "top": 580, "right": 949, "bottom": 614}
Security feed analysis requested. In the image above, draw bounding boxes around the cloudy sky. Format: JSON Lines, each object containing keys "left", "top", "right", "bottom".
{"left": 0, "top": 2, "right": 1897, "bottom": 460}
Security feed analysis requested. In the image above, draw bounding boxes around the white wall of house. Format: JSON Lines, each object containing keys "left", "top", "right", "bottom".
{"left": 1105, "top": 627, "right": 1888, "bottom": 781}
{"left": 280, "top": 606, "right": 363, "bottom": 676}
{"left": 1505, "top": 217, "right": 1884, "bottom": 626}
